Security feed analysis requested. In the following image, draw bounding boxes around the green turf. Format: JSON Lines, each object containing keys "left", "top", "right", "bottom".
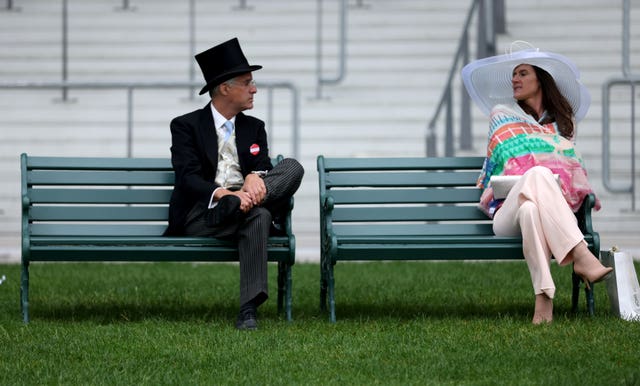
{"left": 1, "top": 261, "right": 638, "bottom": 385}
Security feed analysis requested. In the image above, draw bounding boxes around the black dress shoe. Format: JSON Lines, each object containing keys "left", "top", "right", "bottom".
{"left": 235, "top": 309, "right": 258, "bottom": 330}
{"left": 206, "top": 195, "right": 241, "bottom": 227}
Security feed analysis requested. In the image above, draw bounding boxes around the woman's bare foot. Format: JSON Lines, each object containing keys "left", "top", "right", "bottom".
{"left": 532, "top": 293, "right": 553, "bottom": 324}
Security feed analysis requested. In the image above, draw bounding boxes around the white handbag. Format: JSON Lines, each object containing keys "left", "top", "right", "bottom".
{"left": 601, "top": 247, "right": 640, "bottom": 321}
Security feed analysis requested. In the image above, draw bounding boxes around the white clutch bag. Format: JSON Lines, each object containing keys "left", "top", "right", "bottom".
{"left": 490, "top": 174, "right": 559, "bottom": 199}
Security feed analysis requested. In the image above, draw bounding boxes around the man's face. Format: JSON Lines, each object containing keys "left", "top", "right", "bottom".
{"left": 225, "top": 73, "right": 257, "bottom": 112}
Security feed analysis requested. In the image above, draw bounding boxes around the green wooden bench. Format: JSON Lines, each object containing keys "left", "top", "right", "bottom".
{"left": 317, "top": 155, "right": 600, "bottom": 322}
{"left": 20, "top": 153, "right": 296, "bottom": 323}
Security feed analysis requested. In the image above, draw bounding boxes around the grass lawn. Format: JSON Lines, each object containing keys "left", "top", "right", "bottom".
{"left": 0, "top": 260, "right": 639, "bottom": 385}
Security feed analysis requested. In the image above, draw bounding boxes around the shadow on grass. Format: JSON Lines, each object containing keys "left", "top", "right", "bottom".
{"left": 316, "top": 295, "right": 598, "bottom": 323}
{"left": 31, "top": 300, "right": 241, "bottom": 324}
{"left": 333, "top": 301, "right": 532, "bottom": 321}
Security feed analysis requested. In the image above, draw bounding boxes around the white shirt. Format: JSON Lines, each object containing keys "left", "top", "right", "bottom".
{"left": 208, "top": 103, "right": 244, "bottom": 208}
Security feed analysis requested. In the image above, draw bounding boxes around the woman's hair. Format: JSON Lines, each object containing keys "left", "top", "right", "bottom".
{"left": 517, "top": 65, "right": 575, "bottom": 139}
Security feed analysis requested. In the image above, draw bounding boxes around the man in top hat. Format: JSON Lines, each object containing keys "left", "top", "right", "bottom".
{"left": 164, "top": 37, "right": 304, "bottom": 330}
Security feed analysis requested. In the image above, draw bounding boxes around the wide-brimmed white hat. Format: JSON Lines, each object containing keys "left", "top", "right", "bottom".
{"left": 461, "top": 45, "right": 591, "bottom": 121}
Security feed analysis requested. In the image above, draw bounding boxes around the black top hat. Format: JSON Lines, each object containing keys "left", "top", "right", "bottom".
{"left": 195, "top": 38, "right": 262, "bottom": 95}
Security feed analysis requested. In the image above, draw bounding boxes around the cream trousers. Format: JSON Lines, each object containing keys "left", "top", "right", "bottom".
{"left": 493, "top": 166, "right": 585, "bottom": 299}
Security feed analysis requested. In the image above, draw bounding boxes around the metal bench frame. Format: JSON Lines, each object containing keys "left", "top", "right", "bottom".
{"left": 318, "top": 155, "right": 600, "bottom": 322}
{"left": 20, "top": 154, "right": 296, "bottom": 323}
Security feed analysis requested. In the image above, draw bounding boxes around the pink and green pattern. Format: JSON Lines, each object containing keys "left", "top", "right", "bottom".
{"left": 477, "top": 104, "right": 600, "bottom": 217}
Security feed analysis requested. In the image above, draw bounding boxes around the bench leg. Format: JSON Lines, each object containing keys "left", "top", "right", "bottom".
{"left": 571, "top": 269, "right": 580, "bottom": 313}
{"left": 20, "top": 260, "right": 29, "bottom": 324}
{"left": 320, "top": 261, "right": 327, "bottom": 311}
{"left": 571, "top": 267, "right": 595, "bottom": 316}
{"left": 277, "top": 262, "right": 293, "bottom": 322}
{"left": 585, "top": 282, "right": 595, "bottom": 316}
{"left": 320, "top": 248, "right": 336, "bottom": 322}
{"left": 277, "top": 262, "right": 284, "bottom": 315}
{"left": 327, "top": 263, "right": 336, "bottom": 323}
{"left": 285, "top": 263, "right": 293, "bottom": 322}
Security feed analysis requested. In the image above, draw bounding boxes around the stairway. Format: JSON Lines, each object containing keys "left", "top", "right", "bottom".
{"left": 0, "top": 0, "right": 638, "bottom": 262}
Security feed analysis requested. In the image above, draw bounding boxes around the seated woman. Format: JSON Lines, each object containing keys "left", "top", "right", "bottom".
{"left": 462, "top": 44, "right": 612, "bottom": 324}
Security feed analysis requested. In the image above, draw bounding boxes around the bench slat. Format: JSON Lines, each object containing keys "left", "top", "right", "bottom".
{"left": 26, "top": 156, "right": 172, "bottom": 170}
{"left": 332, "top": 223, "right": 495, "bottom": 236}
{"left": 28, "top": 170, "right": 174, "bottom": 185}
{"left": 325, "top": 171, "right": 479, "bottom": 188}
{"left": 331, "top": 205, "right": 488, "bottom": 222}
{"left": 30, "top": 206, "right": 169, "bottom": 221}
{"left": 334, "top": 244, "right": 525, "bottom": 261}
{"left": 329, "top": 188, "right": 481, "bottom": 204}
{"left": 27, "top": 247, "right": 292, "bottom": 262}
{"left": 320, "top": 156, "right": 486, "bottom": 171}
{"left": 30, "top": 223, "right": 168, "bottom": 236}
{"left": 30, "top": 235, "right": 290, "bottom": 246}
{"left": 28, "top": 188, "right": 173, "bottom": 204}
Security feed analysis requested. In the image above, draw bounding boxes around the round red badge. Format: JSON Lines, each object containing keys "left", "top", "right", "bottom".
{"left": 250, "top": 144, "right": 260, "bottom": 155}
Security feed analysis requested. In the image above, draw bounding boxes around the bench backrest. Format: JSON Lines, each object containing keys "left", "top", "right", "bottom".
{"left": 317, "top": 156, "right": 495, "bottom": 237}
{"left": 22, "top": 154, "right": 176, "bottom": 237}
{"left": 21, "top": 154, "right": 282, "bottom": 238}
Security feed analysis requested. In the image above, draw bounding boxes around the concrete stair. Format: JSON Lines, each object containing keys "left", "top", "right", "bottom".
{"left": 0, "top": 0, "right": 639, "bottom": 262}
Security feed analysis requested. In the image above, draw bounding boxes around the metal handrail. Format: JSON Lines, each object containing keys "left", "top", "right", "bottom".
{"left": 426, "top": 0, "right": 503, "bottom": 157}
{"left": 602, "top": 76, "right": 639, "bottom": 205}
{"left": 0, "top": 80, "right": 300, "bottom": 160}
{"left": 426, "top": 0, "right": 479, "bottom": 157}
{"left": 315, "top": 0, "right": 348, "bottom": 99}
{"left": 3, "top": 0, "right": 16, "bottom": 10}
{"left": 601, "top": 0, "right": 638, "bottom": 211}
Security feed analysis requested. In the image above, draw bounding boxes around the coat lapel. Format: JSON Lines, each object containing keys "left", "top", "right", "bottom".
{"left": 197, "top": 103, "right": 219, "bottom": 169}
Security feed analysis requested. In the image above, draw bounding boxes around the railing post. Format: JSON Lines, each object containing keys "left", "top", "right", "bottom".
{"left": 632, "top": 82, "right": 637, "bottom": 211}
{"left": 426, "top": 124, "right": 437, "bottom": 157}
{"left": 266, "top": 87, "right": 274, "bottom": 142}
{"left": 476, "top": 0, "right": 497, "bottom": 59}
{"left": 188, "top": 0, "right": 196, "bottom": 99}
{"left": 127, "top": 87, "right": 134, "bottom": 158}
{"left": 233, "top": 0, "right": 253, "bottom": 11}
{"left": 623, "top": 0, "right": 631, "bottom": 76}
{"left": 315, "top": 0, "right": 324, "bottom": 99}
{"left": 115, "top": 0, "right": 136, "bottom": 11}
{"left": 291, "top": 85, "right": 300, "bottom": 159}
{"left": 494, "top": 0, "right": 506, "bottom": 34}
{"left": 316, "top": 0, "right": 348, "bottom": 99}
{"left": 477, "top": 0, "right": 487, "bottom": 59}
{"left": 445, "top": 86, "right": 454, "bottom": 157}
{"left": 61, "top": 0, "right": 69, "bottom": 101}
{"left": 460, "top": 30, "right": 472, "bottom": 151}
{"left": 4, "top": 0, "right": 20, "bottom": 11}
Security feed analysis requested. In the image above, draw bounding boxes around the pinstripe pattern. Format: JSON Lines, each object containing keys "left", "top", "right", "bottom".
{"left": 182, "top": 158, "right": 304, "bottom": 306}
{"left": 262, "top": 158, "right": 304, "bottom": 216}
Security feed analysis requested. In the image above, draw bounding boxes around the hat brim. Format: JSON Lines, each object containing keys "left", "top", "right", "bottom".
{"left": 461, "top": 49, "right": 590, "bottom": 121}
{"left": 198, "top": 64, "right": 262, "bottom": 95}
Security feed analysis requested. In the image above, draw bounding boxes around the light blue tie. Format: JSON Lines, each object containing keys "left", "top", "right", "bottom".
{"left": 223, "top": 120, "right": 234, "bottom": 142}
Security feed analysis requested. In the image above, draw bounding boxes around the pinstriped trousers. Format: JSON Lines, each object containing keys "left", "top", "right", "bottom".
{"left": 183, "top": 158, "right": 304, "bottom": 306}
{"left": 492, "top": 166, "right": 585, "bottom": 299}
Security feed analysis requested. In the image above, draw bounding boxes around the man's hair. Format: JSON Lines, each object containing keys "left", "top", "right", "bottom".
{"left": 518, "top": 65, "right": 574, "bottom": 139}
{"left": 210, "top": 78, "right": 235, "bottom": 98}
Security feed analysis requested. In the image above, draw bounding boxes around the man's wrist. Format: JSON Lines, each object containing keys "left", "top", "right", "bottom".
{"left": 251, "top": 170, "right": 267, "bottom": 177}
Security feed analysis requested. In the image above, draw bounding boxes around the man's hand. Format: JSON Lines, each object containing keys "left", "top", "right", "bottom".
{"left": 242, "top": 173, "right": 267, "bottom": 207}
{"left": 214, "top": 188, "right": 254, "bottom": 213}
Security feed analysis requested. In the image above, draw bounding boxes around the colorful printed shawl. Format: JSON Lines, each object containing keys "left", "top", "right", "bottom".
{"left": 477, "top": 104, "right": 600, "bottom": 218}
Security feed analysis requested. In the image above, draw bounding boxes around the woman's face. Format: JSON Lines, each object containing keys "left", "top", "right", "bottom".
{"left": 512, "top": 64, "right": 542, "bottom": 102}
